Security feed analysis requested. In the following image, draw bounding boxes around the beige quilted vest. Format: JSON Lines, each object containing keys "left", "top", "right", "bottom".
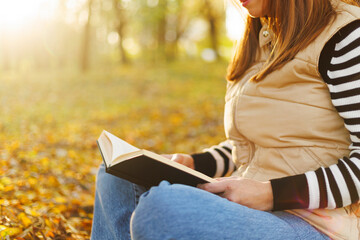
{"left": 226, "top": 2, "right": 360, "bottom": 239}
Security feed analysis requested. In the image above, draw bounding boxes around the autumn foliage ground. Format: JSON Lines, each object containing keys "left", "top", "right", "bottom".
{"left": 0, "top": 60, "right": 228, "bottom": 239}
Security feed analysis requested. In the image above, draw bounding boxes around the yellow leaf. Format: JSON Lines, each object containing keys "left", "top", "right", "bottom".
{"left": 18, "top": 212, "right": 32, "bottom": 227}
{"left": 68, "top": 150, "right": 77, "bottom": 159}
{"left": 47, "top": 176, "right": 59, "bottom": 187}
{"left": 40, "top": 157, "right": 49, "bottom": 168}
{"left": 0, "top": 177, "right": 12, "bottom": 186}
{"left": 28, "top": 178, "right": 37, "bottom": 186}
{"left": 25, "top": 208, "right": 40, "bottom": 217}
{"left": 46, "top": 231, "right": 55, "bottom": 238}
{"left": 4, "top": 185, "right": 14, "bottom": 192}
{"left": 51, "top": 204, "right": 67, "bottom": 214}
{"left": 0, "top": 199, "right": 9, "bottom": 206}
{"left": 0, "top": 225, "right": 21, "bottom": 237}
{"left": 45, "top": 219, "right": 53, "bottom": 228}
{"left": 55, "top": 196, "right": 67, "bottom": 204}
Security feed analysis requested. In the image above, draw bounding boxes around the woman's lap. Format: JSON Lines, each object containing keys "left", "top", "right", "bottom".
{"left": 131, "top": 181, "right": 329, "bottom": 240}
{"left": 91, "top": 165, "right": 329, "bottom": 240}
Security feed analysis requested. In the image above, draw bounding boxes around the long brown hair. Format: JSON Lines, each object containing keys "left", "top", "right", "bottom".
{"left": 227, "top": 0, "right": 360, "bottom": 82}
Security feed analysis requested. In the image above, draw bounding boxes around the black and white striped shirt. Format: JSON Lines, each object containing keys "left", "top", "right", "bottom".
{"left": 192, "top": 20, "right": 360, "bottom": 211}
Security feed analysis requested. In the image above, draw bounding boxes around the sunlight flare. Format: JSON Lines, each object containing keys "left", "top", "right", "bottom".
{"left": 0, "top": 0, "right": 57, "bottom": 31}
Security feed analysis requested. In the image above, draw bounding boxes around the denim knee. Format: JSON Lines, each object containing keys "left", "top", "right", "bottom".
{"left": 130, "top": 181, "right": 192, "bottom": 239}
{"left": 132, "top": 180, "right": 178, "bottom": 217}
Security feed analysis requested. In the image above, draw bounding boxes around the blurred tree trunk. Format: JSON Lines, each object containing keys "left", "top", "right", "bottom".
{"left": 165, "top": 0, "right": 186, "bottom": 61}
{"left": 157, "top": 0, "right": 167, "bottom": 59}
{"left": 80, "top": 0, "right": 94, "bottom": 72}
{"left": 203, "top": 0, "right": 220, "bottom": 60}
{"left": 113, "top": 0, "right": 129, "bottom": 64}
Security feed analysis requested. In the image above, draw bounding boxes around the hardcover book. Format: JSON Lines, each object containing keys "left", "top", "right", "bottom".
{"left": 97, "top": 130, "right": 215, "bottom": 188}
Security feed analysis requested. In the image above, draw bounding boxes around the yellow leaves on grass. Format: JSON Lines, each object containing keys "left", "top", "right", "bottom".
{"left": 0, "top": 62, "right": 227, "bottom": 239}
{"left": 1, "top": 133, "right": 96, "bottom": 239}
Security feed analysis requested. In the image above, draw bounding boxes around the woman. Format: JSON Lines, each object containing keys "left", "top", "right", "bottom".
{"left": 91, "top": 0, "right": 360, "bottom": 239}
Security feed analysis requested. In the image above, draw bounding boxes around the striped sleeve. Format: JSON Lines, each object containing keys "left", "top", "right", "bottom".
{"left": 271, "top": 20, "right": 360, "bottom": 210}
{"left": 191, "top": 141, "right": 236, "bottom": 178}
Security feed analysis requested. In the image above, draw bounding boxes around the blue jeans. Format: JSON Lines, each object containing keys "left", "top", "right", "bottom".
{"left": 91, "top": 165, "right": 330, "bottom": 240}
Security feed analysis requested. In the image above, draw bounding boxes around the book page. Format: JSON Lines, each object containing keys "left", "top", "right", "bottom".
{"left": 104, "top": 131, "right": 139, "bottom": 162}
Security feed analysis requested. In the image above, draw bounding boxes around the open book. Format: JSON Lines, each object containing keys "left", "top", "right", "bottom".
{"left": 97, "top": 130, "right": 215, "bottom": 188}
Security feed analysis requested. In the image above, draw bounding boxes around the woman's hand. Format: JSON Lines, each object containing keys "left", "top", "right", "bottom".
{"left": 162, "top": 153, "right": 195, "bottom": 169}
{"left": 197, "top": 177, "right": 274, "bottom": 211}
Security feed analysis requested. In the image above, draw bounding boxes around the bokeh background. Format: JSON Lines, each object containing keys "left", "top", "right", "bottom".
{"left": 0, "top": 0, "right": 244, "bottom": 239}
